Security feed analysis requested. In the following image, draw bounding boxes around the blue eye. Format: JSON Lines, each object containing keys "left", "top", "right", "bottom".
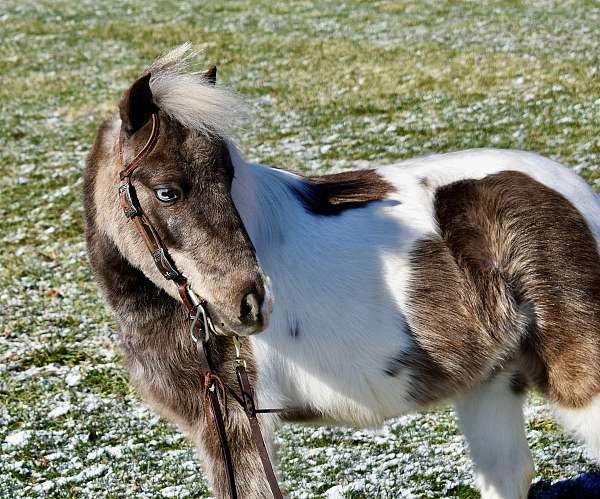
{"left": 155, "top": 187, "right": 181, "bottom": 203}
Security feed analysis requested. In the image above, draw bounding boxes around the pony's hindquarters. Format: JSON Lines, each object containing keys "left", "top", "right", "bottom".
{"left": 407, "top": 168, "right": 600, "bottom": 496}
{"left": 405, "top": 170, "right": 600, "bottom": 406}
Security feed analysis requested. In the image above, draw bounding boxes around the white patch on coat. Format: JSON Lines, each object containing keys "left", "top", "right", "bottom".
{"left": 455, "top": 372, "right": 534, "bottom": 499}
{"left": 554, "top": 394, "right": 600, "bottom": 460}
{"left": 230, "top": 146, "right": 600, "bottom": 426}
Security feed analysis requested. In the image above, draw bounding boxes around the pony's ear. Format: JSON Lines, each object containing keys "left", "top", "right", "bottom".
{"left": 204, "top": 66, "right": 217, "bottom": 85}
{"left": 119, "top": 72, "right": 158, "bottom": 135}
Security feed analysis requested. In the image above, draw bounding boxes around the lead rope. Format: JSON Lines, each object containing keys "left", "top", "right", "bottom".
{"left": 233, "top": 338, "right": 284, "bottom": 499}
{"left": 189, "top": 304, "right": 283, "bottom": 499}
{"left": 117, "top": 113, "right": 283, "bottom": 499}
{"left": 190, "top": 301, "right": 283, "bottom": 499}
{"left": 187, "top": 288, "right": 238, "bottom": 499}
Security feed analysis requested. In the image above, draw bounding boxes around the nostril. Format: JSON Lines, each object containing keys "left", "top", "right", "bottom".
{"left": 240, "top": 292, "right": 262, "bottom": 325}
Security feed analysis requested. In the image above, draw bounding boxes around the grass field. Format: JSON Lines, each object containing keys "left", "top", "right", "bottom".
{"left": 1, "top": 1, "right": 600, "bottom": 497}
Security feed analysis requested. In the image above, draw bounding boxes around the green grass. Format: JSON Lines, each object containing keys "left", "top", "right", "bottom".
{"left": 2, "top": 1, "right": 600, "bottom": 497}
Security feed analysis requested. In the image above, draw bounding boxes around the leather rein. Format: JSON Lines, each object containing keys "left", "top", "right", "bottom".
{"left": 117, "top": 113, "right": 283, "bottom": 499}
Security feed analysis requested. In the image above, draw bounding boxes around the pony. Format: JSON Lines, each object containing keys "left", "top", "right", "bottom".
{"left": 83, "top": 44, "right": 600, "bottom": 499}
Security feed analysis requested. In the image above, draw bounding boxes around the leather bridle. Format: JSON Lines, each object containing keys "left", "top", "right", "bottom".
{"left": 117, "top": 113, "right": 283, "bottom": 499}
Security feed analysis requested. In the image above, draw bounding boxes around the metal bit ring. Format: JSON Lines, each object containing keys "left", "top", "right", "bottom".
{"left": 190, "top": 302, "right": 211, "bottom": 344}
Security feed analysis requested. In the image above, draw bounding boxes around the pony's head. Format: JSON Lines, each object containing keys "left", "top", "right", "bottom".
{"left": 92, "top": 44, "right": 270, "bottom": 336}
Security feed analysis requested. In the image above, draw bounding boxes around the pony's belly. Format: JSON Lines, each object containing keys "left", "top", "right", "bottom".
{"left": 253, "top": 339, "right": 416, "bottom": 427}
{"left": 294, "top": 371, "right": 416, "bottom": 426}
{"left": 251, "top": 294, "right": 420, "bottom": 425}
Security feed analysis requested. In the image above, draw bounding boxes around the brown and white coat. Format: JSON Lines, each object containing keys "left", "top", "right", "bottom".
{"left": 84, "top": 46, "right": 600, "bottom": 499}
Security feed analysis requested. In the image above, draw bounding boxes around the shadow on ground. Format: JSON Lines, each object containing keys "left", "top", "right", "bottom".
{"left": 529, "top": 472, "right": 600, "bottom": 498}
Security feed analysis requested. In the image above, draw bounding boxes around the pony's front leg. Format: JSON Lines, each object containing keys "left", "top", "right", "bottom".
{"left": 454, "top": 372, "right": 534, "bottom": 499}
{"left": 192, "top": 407, "right": 279, "bottom": 499}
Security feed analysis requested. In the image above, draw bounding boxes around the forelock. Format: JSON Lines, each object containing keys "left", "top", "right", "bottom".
{"left": 145, "top": 43, "right": 247, "bottom": 139}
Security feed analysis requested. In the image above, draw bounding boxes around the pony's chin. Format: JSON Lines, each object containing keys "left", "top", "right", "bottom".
{"left": 212, "top": 322, "right": 266, "bottom": 337}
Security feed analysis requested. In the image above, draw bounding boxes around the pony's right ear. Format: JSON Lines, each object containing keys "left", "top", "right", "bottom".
{"left": 119, "top": 72, "right": 159, "bottom": 135}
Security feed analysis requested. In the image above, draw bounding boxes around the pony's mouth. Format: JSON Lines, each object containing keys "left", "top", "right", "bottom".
{"left": 204, "top": 294, "right": 271, "bottom": 337}
{"left": 182, "top": 268, "right": 272, "bottom": 337}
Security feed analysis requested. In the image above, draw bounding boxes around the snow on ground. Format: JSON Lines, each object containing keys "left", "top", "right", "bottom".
{"left": 1, "top": 0, "right": 599, "bottom": 497}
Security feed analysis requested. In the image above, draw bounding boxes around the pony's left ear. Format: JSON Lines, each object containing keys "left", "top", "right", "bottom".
{"left": 204, "top": 66, "right": 217, "bottom": 85}
{"left": 119, "top": 72, "right": 159, "bottom": 135}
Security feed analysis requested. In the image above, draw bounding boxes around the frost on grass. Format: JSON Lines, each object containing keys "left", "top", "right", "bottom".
{"left": 1, "top": 0, "right": 600, "bottom": 497}
{"left": 278, "top": 400, "right": 597, "bottom": 498}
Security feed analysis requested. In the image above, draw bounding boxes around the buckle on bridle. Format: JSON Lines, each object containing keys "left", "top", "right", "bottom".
{"left": 232, "top": 336, "right": 247, "bottom": 368}
{"left": 118, "top": 182, "right": 139, "bottom": 218}
{"left": 152, "top": 248, "right": 181, "bottom": 281}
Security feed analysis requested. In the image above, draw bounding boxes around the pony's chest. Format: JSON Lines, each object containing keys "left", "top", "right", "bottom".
{"left": 120, "top": 330, "right": 205, "bottom": 425}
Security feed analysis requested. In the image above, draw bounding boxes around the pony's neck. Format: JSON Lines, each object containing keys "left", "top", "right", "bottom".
{"left": 229, "top": 144, "right": 309, "bottom": 265}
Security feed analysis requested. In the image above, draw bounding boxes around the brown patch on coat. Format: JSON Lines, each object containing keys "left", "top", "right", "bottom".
{"left": 280, "top": 407, "right": 335, "bottom": 425}
{"left": 293, "top": 169, "right": 394, "bottom": 215}
{"left": 402, "top": 171, "right": 600, "bottom": 408}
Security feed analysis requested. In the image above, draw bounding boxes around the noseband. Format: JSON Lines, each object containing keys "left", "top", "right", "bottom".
{"left": 117, "top": 113, "right": 283, "bottom": 499}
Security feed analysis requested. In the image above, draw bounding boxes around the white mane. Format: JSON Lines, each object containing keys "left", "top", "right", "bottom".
{"left": 146, "top": 43, "right": 247, "bottom": 137}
